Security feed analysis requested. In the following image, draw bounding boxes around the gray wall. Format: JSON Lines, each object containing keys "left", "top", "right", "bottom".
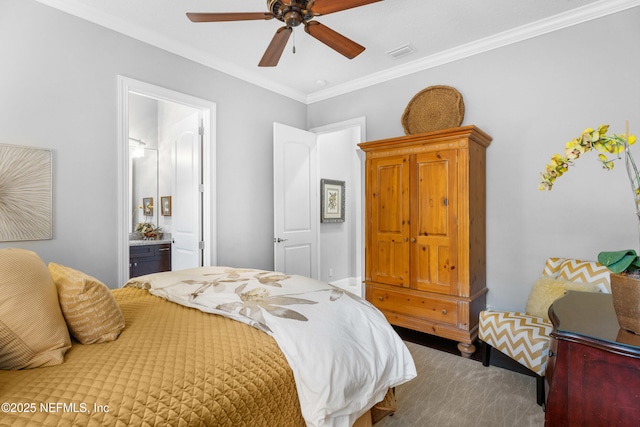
{"left": 309, "top": 7, "right": 640, "bottom": 311}
{"left": 2, "top": 0, "right": 639, "bottom": 312}
{"left": 0, "top": 0, "right": 306, "bottom": 287}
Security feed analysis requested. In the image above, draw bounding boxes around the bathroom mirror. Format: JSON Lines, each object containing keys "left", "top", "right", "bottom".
{"left": 128, "top": 92, "right": 160, "bottom": 236}
{"left": 130, "top": 147, "right": 158, "bottom": 233}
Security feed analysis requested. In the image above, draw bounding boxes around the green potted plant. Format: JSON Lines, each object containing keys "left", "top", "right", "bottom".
{"left": 540, "top": 123, "right": 640, "bottom": 333}
{"left": 598, "top": 249, "right": 640, "bottom": 276}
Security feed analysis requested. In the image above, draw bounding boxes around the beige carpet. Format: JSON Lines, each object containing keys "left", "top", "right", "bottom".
{"left": 378, "top": 341, "right": 545, "bottom": 427}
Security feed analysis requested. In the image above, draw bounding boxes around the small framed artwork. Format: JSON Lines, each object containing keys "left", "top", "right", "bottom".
{"left": 161, "top": 196, "right": 172, "bottom": 216}
{"left": 143, "top": 197, "right": 153, "bottom": 216}
{"left": 320, "top": 179, "right": 345, "bottom": 223}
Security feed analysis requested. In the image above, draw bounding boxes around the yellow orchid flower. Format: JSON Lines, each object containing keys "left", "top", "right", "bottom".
{"left": 564, "top": 147, "right": 580, "bottom": 160}
{"left": 607, "top": 141, "right": 624, "bottom": 155}
{"left": 598, "top": 153, "right": 615, "bottom": 170}
{"left": 550, "top": 154, "right": 569, "bottom": 173}
{"left": 539, "top": 124, "right": 638, "bottom": 202}
{"left": 538, "top": 181, "right": 551, "bottom": 191}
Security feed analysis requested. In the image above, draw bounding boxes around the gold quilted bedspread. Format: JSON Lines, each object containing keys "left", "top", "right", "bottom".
{"left": 0, "top": 287, "right": 305, "bottom": 426}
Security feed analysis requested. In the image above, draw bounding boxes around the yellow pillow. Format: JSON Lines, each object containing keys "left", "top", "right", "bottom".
{"left": 0, "top": 248, "right": 71, "bottom": 369}
{"left": 525, "top": 276, "right": 600, "bottom": 321}
{"left": 48, "top": 263, "right": 125, "bottom": 344}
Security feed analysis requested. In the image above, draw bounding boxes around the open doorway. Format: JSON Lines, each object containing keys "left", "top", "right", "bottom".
{"left": 312, "top": 118, "right": 366, "bottom": 297}
{"left": 273, "top": 118, "right": 365, "bottom": 296}
{"left": 117, "top": 76, "right": 217, "bottom": 286}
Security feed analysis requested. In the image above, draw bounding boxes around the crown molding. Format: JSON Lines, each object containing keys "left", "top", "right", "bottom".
{"left": 32, "top": 0, "right": 309, "bottom": 103}
{"left": 34, "top": 0, "right": 640, "bottom": 105}
{"left": 305, "top": 0, "right": 640, "bottom": 104}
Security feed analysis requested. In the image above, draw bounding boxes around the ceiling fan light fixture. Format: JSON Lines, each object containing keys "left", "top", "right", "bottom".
{"left": 284, "top": 10, "right": 303, "bottom": 27}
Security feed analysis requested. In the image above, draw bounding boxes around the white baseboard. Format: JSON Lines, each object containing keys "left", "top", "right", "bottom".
{"left": 330, "top": 277, "right": 364, "bottom": 298}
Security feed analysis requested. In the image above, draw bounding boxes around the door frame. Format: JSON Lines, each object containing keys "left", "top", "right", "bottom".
{"left": 310, "top": 117, "right": 366, "bottom": 293}
{"left": 117, "top": 76, "right": 217, "bottom": 286}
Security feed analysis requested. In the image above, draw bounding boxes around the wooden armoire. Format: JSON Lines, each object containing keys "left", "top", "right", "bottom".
{"left": 359, "top": 125, "right": 491, "bottom": 357}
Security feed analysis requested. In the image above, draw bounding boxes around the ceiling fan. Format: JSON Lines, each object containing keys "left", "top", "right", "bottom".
{"left": 187, "top": 0, "right": 382, "bottom": 67}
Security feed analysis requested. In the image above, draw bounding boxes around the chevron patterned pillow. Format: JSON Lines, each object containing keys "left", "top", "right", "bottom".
{"left": 542, "top": 258, "right": 566, "bottom": 278}
{"left": 556, "top": 259, "right": 611, "bottom": 293}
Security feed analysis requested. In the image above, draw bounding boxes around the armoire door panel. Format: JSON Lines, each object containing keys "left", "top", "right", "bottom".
{"left": 416, "top": 160, "right": 449, "bottom": 236}
{"left": 414, "top": 243, "right": 453, "bottom": 293}
{"left": 412, "top": 151, "right": 458, "bottom": 293}
{"left": 372, "top": 239, "right": 409, "bottom": 286}
{"left": 370, "top": 155, "right": 410, "bottom": 287}
{"left": 377, "top": 167, "right": 402, "bottom": 232}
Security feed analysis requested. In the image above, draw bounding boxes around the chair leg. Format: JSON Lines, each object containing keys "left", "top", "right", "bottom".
{"left": 536, "top": 375, "right": 545, "bottom": 407}
{"left": 481, "top": 341, "right": 491, "bottom": 367}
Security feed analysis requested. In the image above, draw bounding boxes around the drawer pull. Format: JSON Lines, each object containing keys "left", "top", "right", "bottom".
{"left": 158, "top": 248, "right": 170, "bottom": 252}
{"left": 549, "top": 350, "right": 556, "bottom": 358}
{"left": 378, "top": 297, "right": 384, "bottom": 301}
{"left": 441, "top": 309, "right": 447, "bottom": 315}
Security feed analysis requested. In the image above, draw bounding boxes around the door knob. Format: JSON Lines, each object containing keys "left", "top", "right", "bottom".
{"left": 274, "top": 237, "right": 288, "bottom": 243}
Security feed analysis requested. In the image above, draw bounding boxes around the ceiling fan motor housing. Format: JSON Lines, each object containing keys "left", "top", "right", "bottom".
{"left": 268, "top": 0, "right": 314, "bottom": 27}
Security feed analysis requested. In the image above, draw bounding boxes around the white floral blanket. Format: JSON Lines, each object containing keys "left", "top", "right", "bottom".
{"left": 126, "top": 267, "right": 416, "bottom": 427}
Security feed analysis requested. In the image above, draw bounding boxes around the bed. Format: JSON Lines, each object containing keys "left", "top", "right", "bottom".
{"left": 0, "top": 248, "right": 415, "bottom": 426}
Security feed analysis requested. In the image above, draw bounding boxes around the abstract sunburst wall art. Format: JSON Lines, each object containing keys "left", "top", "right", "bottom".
{"left": 0, "top": 144, "right": 53, "bottom": 241}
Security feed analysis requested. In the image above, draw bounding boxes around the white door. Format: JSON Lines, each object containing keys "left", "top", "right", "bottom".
{"left": 172, "top": 113, "right": 202, "bottom": 270}
{"left": 273, "top": 123, "right": 318, "bottom": 278}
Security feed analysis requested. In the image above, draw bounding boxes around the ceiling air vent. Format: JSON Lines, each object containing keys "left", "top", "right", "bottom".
{"left": 386, "top": 44, "right": 415, "bottom": 59}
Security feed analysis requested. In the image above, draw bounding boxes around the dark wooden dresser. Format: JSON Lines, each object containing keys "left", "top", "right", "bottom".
{"left": 545, "top": 291, "right": 640, "bottom": 426}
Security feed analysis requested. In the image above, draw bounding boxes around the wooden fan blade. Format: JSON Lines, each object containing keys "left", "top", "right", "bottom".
{"left": 186, "top": 12, "right": 274, "bottom": 22}
{"left": 311, "top": 0, "right": 381, "bottom": 15}
{"left": 304, "top": 21, "right": 365, "bottom": 59}
{"left": 259, "top": 27, "right": 293, "bottom": 67}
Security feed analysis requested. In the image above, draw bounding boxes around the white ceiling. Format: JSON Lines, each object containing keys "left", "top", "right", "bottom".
{"left": 34, "top": 0, "right": 638, "bottom": 103}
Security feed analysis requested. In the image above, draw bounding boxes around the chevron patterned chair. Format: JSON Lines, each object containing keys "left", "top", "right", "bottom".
{"left": 478, "top": 258, "right": 611, "bottom": 406}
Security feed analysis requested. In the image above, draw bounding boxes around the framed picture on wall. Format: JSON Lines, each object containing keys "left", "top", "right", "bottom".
{"left": 0, "top": 144, "right": 53, "bottom": 241}
{"left": 320, "top": 179, "right": 345, "bottom": 223}
{"left": 143, "top": 197, "right": 153, "bottom": 216}
{"left": 161, "top": 196, "right": 172, "bottom": 216}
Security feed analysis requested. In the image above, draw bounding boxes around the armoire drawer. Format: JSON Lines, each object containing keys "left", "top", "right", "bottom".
{"left": 368, "top": 285, "right": 458, "bottom": 325}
